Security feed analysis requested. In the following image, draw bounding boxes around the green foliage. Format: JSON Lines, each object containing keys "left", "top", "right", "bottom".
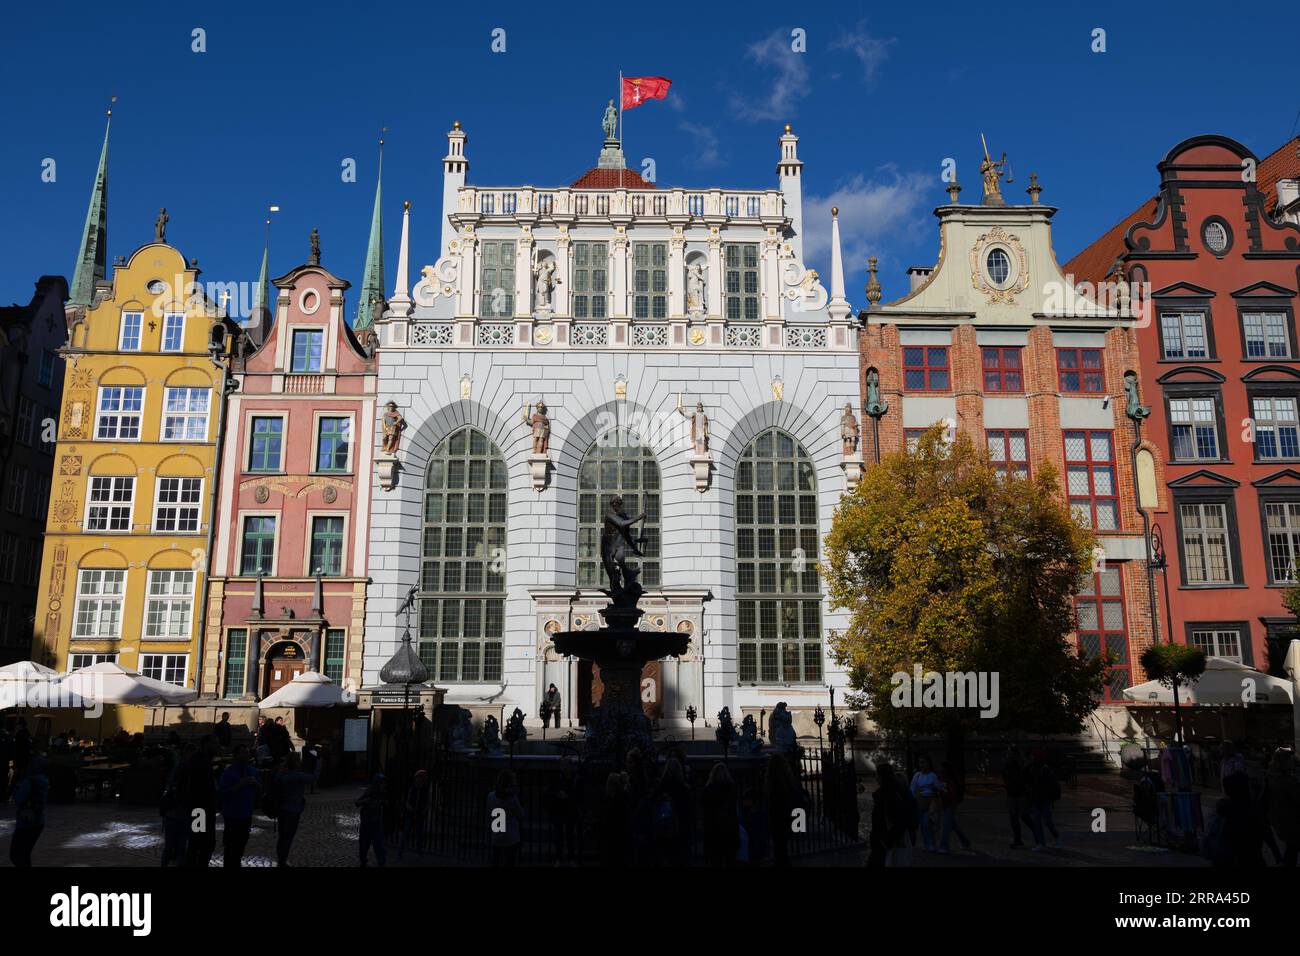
{"left": 824, "top": 424, "right": 1107, "bottom": 736}
{"left": 1138, "top": 643, "right": 1207, "bottom": 689}
{"left": 1283, "top": 582, "right": 1300, "bottom": 620}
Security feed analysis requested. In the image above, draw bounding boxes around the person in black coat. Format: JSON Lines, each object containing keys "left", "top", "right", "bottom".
{"left": 701, "top": 762, "right": 739, "bottom": 867}
{"left": 181, "top": 736, "right": 219, "bottom": 867}
{"left": 213, "top": 712, "right": 233, "bottom": 750}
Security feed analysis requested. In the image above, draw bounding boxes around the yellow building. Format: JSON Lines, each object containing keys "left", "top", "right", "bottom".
{"left": 32, "top": 117, "right": 237, "bottom": 733}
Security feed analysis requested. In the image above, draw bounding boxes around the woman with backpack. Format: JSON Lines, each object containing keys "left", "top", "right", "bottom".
{"left": 8, "top": 756, "right": 49, "bottom": 867}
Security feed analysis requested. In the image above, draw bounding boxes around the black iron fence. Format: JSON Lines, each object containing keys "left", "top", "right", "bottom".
{"left": 415, "top": 745, "right": 860, "bottom": 865}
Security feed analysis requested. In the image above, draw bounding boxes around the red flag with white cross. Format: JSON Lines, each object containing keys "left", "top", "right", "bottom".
{"left": 621, "top": 76, "right": 672, "bottom": 110}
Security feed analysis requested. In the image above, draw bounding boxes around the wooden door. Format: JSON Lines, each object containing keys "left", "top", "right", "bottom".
{"left": 266, "top": 656, "right": 306, "bottom": 696}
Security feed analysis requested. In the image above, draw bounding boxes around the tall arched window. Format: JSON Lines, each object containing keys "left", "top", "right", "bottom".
{"left": 735, "top": 428, "right": 822, "bottom": 683}
{"left": 577, "top": 428, "right": 660, "bottom": 588}
{"left": 420, "top": 427, "right": 507, "bottom": 681}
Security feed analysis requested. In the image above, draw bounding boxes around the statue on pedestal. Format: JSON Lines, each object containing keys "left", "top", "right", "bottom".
{"left": 449, "top": 708, "right": 476, "bottom": 752}
{"left": 479, "top": 714, "right": 503, "bottom": 754}
{"left": 533, "top": 258, "right": 556, "bottom": 311}
{"left": 523, "top": 400, "right": 550, "bottom": 455}
{"left": 381, "top": 401, "right": 405, "bottom": 454}
{"left": 602, "top": 99, "right": 618, "bottom": 141}
{"left": 840, "top": 403, "right": 860, "bottom": 456}
{"left": 676, "top": 395, "right": 710, "bottom": 456}
{"left": 600, "top": 496, "right": 646, "bottom": 595}
{"left": 686, "top": 261, "right": 707, "bottom": 313}
{"left": 737, "top": 713, "right": 762, "bottom": 755}
{"left": 769, "top": 701, "right": 796, "bottom": 751}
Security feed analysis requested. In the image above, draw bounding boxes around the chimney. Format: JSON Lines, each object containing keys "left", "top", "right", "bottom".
{"left": 907, "top": 266, "right": 934, "bottom": 291}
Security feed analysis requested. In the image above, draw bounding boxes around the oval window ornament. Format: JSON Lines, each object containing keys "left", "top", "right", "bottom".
{"left": 986, "top": 248, "right": 1011, "bottom": 286}
{"left": 1203, "top": 220, "right": 1229, "bottom": 256}
{"left": 299, "top": 288, "right": 321, "bottom": 314}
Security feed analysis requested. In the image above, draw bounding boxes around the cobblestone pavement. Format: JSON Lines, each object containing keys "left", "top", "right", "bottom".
{"left": 0, "top": 774, "right": 1253, "bottom": 868}
{"left": 0, "top": 783, "right": 447, "bottom": 868}
{"left": 802, "top": 774, "right": 1216, "bottom": 867}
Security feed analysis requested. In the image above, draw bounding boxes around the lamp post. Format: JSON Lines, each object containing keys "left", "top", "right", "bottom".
{"left": 813, "top": 704, "right": 825, "bottom": 754}
{"left": 685, "top": 705, "right": 697, "bottom": 741}
{"left": 1151, "top": 524, "right": 1175, "bottom": 647}
{"left": 380, "top": 585, "right": 430, "bottom": 789}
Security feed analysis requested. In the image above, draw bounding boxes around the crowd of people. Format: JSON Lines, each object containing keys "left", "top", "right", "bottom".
{"left": 474, "top": 747, "right": 811, "bottom": 868}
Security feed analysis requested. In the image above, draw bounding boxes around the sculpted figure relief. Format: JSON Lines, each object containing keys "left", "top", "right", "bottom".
{"left": 381, "top": 401, "right": 405, "bottom": 454}
{"left": 686, "top": 261, "right": 706, "bottom": 312}
{"left": 840, "top": 403, "right": 860, "bottom": 456}
{"left": 523, "top": 400, "right": 550, "bottom": 455}
{"left": 676, "top": 395, "right": 709, "bottom": 456}
{"left": 533, "top": 258, "right": 556, "bottom": 310}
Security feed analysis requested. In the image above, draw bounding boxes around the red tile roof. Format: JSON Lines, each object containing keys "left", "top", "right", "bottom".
{"left": 569, "top": 167, "right": 658, "bottom": 190}
{"left": 1064, "top": 136, "right": 1300, "bottom": 287}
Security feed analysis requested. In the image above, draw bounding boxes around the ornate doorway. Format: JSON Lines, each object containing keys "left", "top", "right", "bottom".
{"left": 264, "top": 640, "right": 307, "bottom": 697}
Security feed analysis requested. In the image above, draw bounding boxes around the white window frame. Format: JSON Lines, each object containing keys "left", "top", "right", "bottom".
{"left": 161, "top": 312, "right": 186, "bottom": 352}
{"left": 161, "top": 387, "right": 210, "bottom": 442}
{"left": 290, "top": 328, "right": 324, "bottom": 373}
{"left": 142, "top": 570, "right": 196, "bottom": 641}
{"left": 246, "top": 412, "right": 287, "bottom": 473}
{"left": 16, "top": 397, "right": 35, "bottom": 445}
{"left": 1243, "top": 311, "right": 1292, "bottom": 359}
{"left": 7, "top": 465, "right": 26, "bottom": 514}
{"left": 239, "top": 511, "right": 280, "bottom": 577}
{"left": 73, "top": 569, "right": 127, "bottom": 639}
{"left": 305, "top": 510, "right": 349, "bottom": 578}
{"left": 69, "top": 652, "right": 118, "bottom": 671}
{"left": 119, "top": 311, "right": 143, "bottom": 351}
{"left": 1189, "top": 628, "right": 1242, "bottom": 663}
{"left": 96, "top": 386, "right": 144, "bottom": 441}
{"left": 85, "top": 475, "right": 135, "bottom": 532}
{"left": 139, "top": 652, "right": 188, "bottom": 686}
{"left": 312, "top": 411, "right": 354, "bottom": 474}
{"left": 153, "top": 477, "right": 203, "bottom": 533}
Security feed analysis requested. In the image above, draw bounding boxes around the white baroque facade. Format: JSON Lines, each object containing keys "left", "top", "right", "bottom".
{"left": 364, "top": 117, "right": 863, "bottom": 729}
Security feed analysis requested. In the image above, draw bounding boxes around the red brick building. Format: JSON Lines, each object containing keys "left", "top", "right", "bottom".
{"left": 861, "top": 163, "right": 1156, "bottom": 708}
{"left": 1067, "top": 135, "right": 1300, "bottom": 678}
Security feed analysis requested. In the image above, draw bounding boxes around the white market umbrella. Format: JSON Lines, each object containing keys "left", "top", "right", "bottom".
{"left": 60, "top": 661, "right": 198, "bottom": 706}
{"left": 258, "top": 671, "right": 353, "bottom": 710}
{"left": 1122, "top": 656, "right": 1295, "bottom": 707}
{"left": 0, "top": 660, "right": 91, "bottom": 710}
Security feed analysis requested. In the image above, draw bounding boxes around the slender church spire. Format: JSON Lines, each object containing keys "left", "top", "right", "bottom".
{"left": 389, "top": 200, "right": 412, "bottom": 318}
{"left": 71, "top": 104, "right": 112, "bottom": 306}
{"left": 354, "top": 135, "right": 385, "bottom": 330}
{"left": 827, "top": 206, "right": 850, "bottom": 321}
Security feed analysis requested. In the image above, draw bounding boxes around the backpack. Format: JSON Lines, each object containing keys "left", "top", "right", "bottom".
{"left": 261, "top": 772, "right": 282, "bottom": 819}
{"left": 652, "top": 795, "right": 677, "bottom": 838}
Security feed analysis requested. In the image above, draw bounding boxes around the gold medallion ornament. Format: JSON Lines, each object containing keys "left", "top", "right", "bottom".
{"left": 969, "top": 225, "right": 1030, "bottom": 305}
{"left": 535, "top": 326, "right": 553, "bottom": 345}
{"left": 689, "top": 328, "right": 706, "bottom": 346}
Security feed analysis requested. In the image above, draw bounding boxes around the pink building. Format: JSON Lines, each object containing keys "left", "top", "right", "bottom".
{"left": 198, "top": 251, "right": 377, "bottom": 729}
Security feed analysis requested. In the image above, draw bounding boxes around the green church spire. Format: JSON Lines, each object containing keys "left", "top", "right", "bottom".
{"left": 354, "top": 138, "right": 385, "bottom": 330}
{"left": 251, "top": 236, "right": 269, "bottom": 323}
{"left": 70, "top": 108, "right": 111, "bottom": 307}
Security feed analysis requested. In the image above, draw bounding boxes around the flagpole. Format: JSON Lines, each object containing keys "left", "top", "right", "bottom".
{"left": 618, "top": 70, "right": 624, "bottom": 189}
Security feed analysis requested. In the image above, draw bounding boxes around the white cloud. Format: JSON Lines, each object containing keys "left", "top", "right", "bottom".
{"left": 677, "top": 121, "right": 723, "bottom": 168}
{"left": 829, "top": 23, "right": 893, "bottom": 85}
{"left": 803, "top": 167, "right": 933, "bottom": 283}
{"left": 731, "top": 30, "right": 810, "bottom": 122}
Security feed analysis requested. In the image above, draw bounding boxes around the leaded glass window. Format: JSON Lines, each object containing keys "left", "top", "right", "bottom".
{"left": 479, "top": 241, "right": 516, "bottom": 317}
{"left": 419, "top": 427, "right": 507, "bottom": 682}
{"left": 633, "top": 243, "right": 667, "bottom": 319}
{"left": 223, "top": 629, "right": 248, "bottom": 697}
{"left": 578, "top": 429, "right": 660, "bottom": 588}
{"left": 736, "top": 428, "right": 822, "bottom": 684}
{"left": 572, "top": 242, "right": 608, "bottom": 319}
{"left": 1264, "top": 500, "right": 1300, "bottom": 583}
{"left": 324, "top": 628, "right": 346, "bottom": 682}
{"left": 724, "top": 243, "right": 760, "bottom": 321}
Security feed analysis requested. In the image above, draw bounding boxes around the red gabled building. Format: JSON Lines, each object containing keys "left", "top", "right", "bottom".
{"left": 1067, "top": 135, "right": 1300, "bottom": 678}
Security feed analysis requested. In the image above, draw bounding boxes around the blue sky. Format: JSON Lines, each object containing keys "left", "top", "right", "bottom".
{"left": 2, "top": 0, "right": 1298, "bottom": 314}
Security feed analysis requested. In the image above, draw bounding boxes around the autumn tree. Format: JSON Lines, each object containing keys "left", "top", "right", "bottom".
{"left": 1138, "top": 643, "right": 1206, "bottom": 744}
{"left": 823, "top": 424, "right": 1107, "bottom": 765}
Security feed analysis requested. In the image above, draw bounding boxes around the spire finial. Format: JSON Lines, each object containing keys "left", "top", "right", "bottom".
{"left": 946, "top": 180, "right": 962, "bottom": 204}
{"left": 1026, "top": 172, "right": 1042, "bottom": 204}
{"left": 865, "top": 256, "right": 883, "bottom": 305}
{"left": 71, "top": 108, "right": 112, "bottom": 306}
{"left": 355, "top": 139, "right": 386, "bottom": 331}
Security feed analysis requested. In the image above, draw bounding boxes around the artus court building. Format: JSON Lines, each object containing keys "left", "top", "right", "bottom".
{"left": 363, "top": 115, "right": 864, "bottom": 731}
